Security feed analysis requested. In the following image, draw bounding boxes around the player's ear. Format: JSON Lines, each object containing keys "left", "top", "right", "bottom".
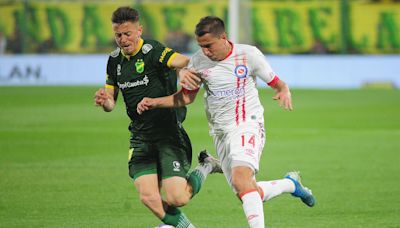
{"left": 137, "top": 24, "right": 143, "bottom": 36}
{"left": 219, "top": 32, "right": 227, "bottom": 40}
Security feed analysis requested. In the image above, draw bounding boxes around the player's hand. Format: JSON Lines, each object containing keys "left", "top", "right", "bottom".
{"left": 94, "top": 88, "right": 109, "bottom": 106}
{"left": 272, "top": 90, "right": 293, "bottom": 111}
{"left": 179, "top": 68, "right": 201, "bottom": 90}
{"left": 137, "top": 97, "right": 156, "bottom": 115}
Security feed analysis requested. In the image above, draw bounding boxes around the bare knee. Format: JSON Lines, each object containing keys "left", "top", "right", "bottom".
{"left": 232, "top": 166, "right": 257, "bottom": 195}
{"left": 162, "top": 177, "right": 191, "bottom": 207}
{"left": 232, "top": 175, "right": 253, "bottom": 193}
{"left": 165, "top": 192, "right": 190, "bottom": 207}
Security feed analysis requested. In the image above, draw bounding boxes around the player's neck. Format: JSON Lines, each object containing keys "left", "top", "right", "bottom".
{"left": 221, "top": 40, "right": 233, "bottom": 61}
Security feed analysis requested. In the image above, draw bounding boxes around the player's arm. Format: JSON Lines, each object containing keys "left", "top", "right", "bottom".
{"left": 94, "top": 85, "right": 118, "bottom": 112}
{"left": 137, "top": 88, "right": 199, "bottom": 115}
{"left": 251, "top": 47, "right": 292, "bottom": 111}
{"left": 169, "top": 53, "right": 202, "bottom": 90}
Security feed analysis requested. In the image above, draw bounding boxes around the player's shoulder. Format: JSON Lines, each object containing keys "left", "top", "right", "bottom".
{"left": 109, "top": 47, "right": 122, "bottom": 58}
{"left": 107, "top": 47, "right": 122, "bottom": 69}
{"left": 142, "top": 39, "right": 158, "bottom": 51}
{"left": 236, "top": 43, "right": 260, "bottom": 53}
{"left": 191, "top": 49, "right": 208, "bottom": 60}
{"left": 188, "top": 49, "right": 209, "bottom": 67}
{"left": 143, "top": 39, "right": 164, "bottom": 49}
{"left": 236, "top": 43, "right": 264, "bottom": 60}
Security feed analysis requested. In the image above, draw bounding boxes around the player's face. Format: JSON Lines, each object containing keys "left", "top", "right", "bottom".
{"left": 113, "top": 21, "right": 143, "bottom": 55}
{"left": 197, "top": 33, "right": 230, "bottom": 61}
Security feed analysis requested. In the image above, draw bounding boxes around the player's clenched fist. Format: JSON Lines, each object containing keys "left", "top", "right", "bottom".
{"left": 137, "top": 97, "right": 156, "bottom": 114}
{"left": 179, "top": 68, "right": 202, "bottom": 90}
{"left": 94, "top": 88, "right": 109, "bottom": 106}
{"left": 94, "top": 88, "right": 115, "bottom": 112}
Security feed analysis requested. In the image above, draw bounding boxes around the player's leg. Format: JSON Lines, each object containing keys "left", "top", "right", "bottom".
{"left": 160, "top": 128, "right": 221, "bottom": 207}
{"left": 256, "top": 177, "right": 295, "bottom": 201}
{"left": 252, "top": 123, "right": 315, "bottom": 206}
{"left": 232, "top": 166, "right": 264, "bottom": 228}
{"left": 215, "top": 125, "right": 265, "bottom": 228}
{"left": 129, "top": 142, "right": 194, "bottom": 228}
{"left": 157, "top": 129, "right": 207, "bottom": 228}
{"left": 161, "top": 200, "right": 195, "bottom": 228}
{"left": 256, "top": 172, "right": 315, "bottom": 207}
{"left": 134, "top": 176, "right": 194, "bottom": 227}
{"left": 128, "top": 140, "right": 166, "bottom": 218}
{"left": 134, "top": 174, "right": 165, "bottom": 218}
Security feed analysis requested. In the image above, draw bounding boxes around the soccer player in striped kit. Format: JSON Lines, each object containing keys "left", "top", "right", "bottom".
{"left": 137, "top": 16, "right": 316, "bottom": 228}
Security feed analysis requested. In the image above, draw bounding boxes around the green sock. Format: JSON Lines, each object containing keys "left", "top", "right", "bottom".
{"left": 162, "top": 209, "right": 193, "bottom": 228}
{"left": 187, "top": 169, "right": 206, "bottom": 198}
{"left": 165, "top": 204, "right": 180, "bottom": 215}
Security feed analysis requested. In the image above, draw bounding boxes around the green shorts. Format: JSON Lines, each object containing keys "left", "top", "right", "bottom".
{"left": 128, "top": 127, "right": 192, "bottom": 180}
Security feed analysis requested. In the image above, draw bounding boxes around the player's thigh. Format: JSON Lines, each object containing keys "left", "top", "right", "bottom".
{"left": 157, "top": 131, "right": 192, "bottom": 180}
{"left": 128, "top": 138, "right": 158, "bottom": 180}
{"left": 213, "top": 133, "right": 234, "bottom": 185}
{"left": 134, "top": 174, "right": 160, "bottom": 195}
{"left": 229, "top": 122, "right": 265, "bottom": 172}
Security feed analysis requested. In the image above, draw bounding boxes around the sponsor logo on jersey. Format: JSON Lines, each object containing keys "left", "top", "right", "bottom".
{"left": 212, "top": 87, "right": 245, "bottom": 98}
{"left": 159, "top": 47, "right": 172, "bottom": 63}
{"left": 117, "top": 75, "right": 149, "bottom": 90}
{"left": 234, "top": 64, "right": 248, "bottom": 78}
{"left": 173, "top": 161, "right": 181, "bottom": 172}
{"left": 117, "top": 64, "right": 121, "bottom": 76}
{"left": 135, "top": 59, "right": 145, "bottom": 73}
{"left": 142, "top": 44, "right": 153, "bottom": 54}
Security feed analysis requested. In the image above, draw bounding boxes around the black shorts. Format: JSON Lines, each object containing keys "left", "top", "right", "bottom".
{"left": 128, "top": 127, "right": 192, "bottom": 180}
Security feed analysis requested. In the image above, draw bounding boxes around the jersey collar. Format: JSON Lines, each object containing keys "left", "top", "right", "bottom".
{"left": 121, "top": 38, "right": 144, "bottom": 60}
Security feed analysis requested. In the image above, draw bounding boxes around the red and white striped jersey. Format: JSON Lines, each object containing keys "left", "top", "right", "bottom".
{"left": 188, "top": 42, "right": 279, "bottom": 135}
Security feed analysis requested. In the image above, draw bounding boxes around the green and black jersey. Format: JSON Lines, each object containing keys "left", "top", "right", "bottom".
{"left": 105, "top": 39, "right": 186, "bottom": 139}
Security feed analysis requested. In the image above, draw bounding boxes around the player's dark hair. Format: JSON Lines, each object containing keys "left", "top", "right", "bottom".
{"left": 195, "top": 16, "right": 225, "bottom": 37}
{"left": 111, "top": 6, "right": 140, "bottom": 24}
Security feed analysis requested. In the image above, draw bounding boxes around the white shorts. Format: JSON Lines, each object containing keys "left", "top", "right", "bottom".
{"left": 212, "top": 121, "right": 265, "bottom": 190}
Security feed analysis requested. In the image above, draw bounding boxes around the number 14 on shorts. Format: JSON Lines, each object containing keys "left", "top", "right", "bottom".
{"left": 241, "top": 134, "right": 255, "bottom": 148}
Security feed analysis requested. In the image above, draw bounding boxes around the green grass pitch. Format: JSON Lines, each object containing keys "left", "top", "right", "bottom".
{"left": 1, "top": 86, "right": 399, "bottom": 227}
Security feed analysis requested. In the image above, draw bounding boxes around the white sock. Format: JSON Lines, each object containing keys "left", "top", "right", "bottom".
{"left": 257, "top": 179, "right": 295, "bottom": 202}
{"left": 240, "top": 190, "right": 264, "bottom": 228}
{"left": 194, "top": 163, "right": 212, "bottom": 177}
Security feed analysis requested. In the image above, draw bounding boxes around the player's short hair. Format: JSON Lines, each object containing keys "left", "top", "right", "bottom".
{"left": 195, "top": 16, "right": 225, "bottom": 37}
{"left": 111, "top": 6, "right": 140, "bottom": 24}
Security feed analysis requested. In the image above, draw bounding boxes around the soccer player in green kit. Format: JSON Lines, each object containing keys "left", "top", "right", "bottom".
{"left": 94, "top": 7, "right": 221, "bottom": 228}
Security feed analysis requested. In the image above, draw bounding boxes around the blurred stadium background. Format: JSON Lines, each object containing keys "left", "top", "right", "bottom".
{"left": 0, "top": 0, "right": 399, "bottom": 87}
{"left": 0, "top": 0, "right": 399, "bottom": 227}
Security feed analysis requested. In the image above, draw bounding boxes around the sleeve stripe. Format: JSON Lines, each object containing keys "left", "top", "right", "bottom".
{"left": 105, "top": 84, "right": 115, "bottom": 89}
{"left": 167, "top": 52, "right": 178, "bottom": 68}
{"left": 267, "top": 76, "right": 280, "bottom": 87}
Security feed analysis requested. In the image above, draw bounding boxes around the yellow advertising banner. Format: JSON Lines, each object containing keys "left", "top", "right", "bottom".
{"left": 0, "top": 1, "right": 399, "bottom": 54}
{"left": 350, "top": 2, "right": 400, "bottom": 54}
{"left": 252, "top": 1, "right": 341, "bottom": 54}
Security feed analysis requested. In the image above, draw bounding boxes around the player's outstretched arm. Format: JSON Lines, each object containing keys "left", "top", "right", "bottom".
{"left": 137, "top": 89, "right": 198, "bottom": 115}
{"left": 271, "top": 79, "right": 293, "bottom": 111}
{"left": 94, "top": 87, "right": 116, "bottom": 112}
